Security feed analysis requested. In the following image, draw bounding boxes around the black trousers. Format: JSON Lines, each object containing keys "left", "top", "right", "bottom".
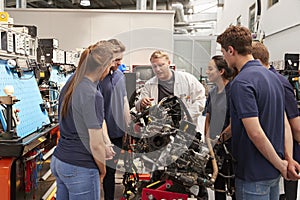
{"left": 103, "top": 137, "right": 123, "bottom": 200}
{"left": 284, "top": 179, "right": 298, "bottom": 200}
{"left": 214, "top": 158, "right": 236, "bottom": 200}
{"left": 212, "top": 140, "right": 236, "bottom": 200}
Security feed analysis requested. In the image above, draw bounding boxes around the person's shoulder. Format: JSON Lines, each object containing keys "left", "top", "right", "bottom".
{"left": 145, "top": 76, "right": 157, "bottom": 84}
{"left": 115, "top": 69, "right": 124, "bottom": 76}
{"left": 208, "top": 85, "right": 218, "bottom": 94}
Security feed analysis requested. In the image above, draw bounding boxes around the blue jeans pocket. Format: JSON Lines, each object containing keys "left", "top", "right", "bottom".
{"left": 57, "top": 161, "right": 77, "bottom": 178}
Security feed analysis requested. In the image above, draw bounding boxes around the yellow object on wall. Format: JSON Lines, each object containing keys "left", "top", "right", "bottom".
{"left": 0, "top": 12, "right": 9, "bottom": 22}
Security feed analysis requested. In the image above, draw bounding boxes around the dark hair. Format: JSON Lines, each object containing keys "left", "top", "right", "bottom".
{"left": 252, "top": 41, "right": 269, "bottom": 66}
{"left": 217, "top": 25, "right": 252, "bottom": 56}
{"left": 212, "top": 55, "right": 235, "bottom": 80}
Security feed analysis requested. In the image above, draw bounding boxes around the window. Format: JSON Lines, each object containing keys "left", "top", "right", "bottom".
{"left": 249, "top": 4, "right": 256, "bottom": 33}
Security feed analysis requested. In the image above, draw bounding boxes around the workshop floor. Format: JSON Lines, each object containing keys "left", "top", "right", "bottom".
{"left": 101, "top": 116, "right": 300, "bottom": 200}
{"left": 102, "top": 174, "right": 300, "bottom": 200}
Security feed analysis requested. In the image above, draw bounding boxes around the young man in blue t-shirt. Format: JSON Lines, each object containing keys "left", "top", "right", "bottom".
{"left": 98, "top": 39, "right": 130, "bottom": 200}
{"left": 217, "top": 25, "right": 289, "bottom": 200}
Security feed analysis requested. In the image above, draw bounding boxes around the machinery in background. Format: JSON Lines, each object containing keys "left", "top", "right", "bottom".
{"left": 36, "top": 38, "right": 77, "bottom": 123}
{"left": 0, "top": 59, "right": 59, "bottom": 200}
{"left": 121, "top": 96, "right": 233, "bottom": 200}
{"left": 0, "top": 23, "right": 60, "bottom": 200}
{"left": 279, "top": 53, "right": 300, "bottom": 102}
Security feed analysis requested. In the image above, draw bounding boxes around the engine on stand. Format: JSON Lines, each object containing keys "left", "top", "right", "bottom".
{"left": 122, "top": 96, "right": 224, "bottom": 200}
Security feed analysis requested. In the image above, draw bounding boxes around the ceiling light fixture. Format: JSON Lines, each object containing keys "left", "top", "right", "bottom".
{"left": 80, "top": 0, "right": 90, "bottom": 6}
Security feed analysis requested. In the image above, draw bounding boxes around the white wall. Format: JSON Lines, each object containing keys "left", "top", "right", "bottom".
{"left": 6, "top": 8, "right": 174, "bottom": 67}
{"left": 216, "top": 0, "right": 300, "bottom": 64}
{"left": 174, "top": 35, "right": 217, "bottom": 78}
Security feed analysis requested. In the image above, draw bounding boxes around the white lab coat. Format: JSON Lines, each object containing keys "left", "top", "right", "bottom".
{"left": 136, "top": 70, "right": 206, "bottom": 130}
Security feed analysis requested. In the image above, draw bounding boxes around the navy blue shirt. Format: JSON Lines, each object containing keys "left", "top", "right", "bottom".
{"left": 231, "top": 60, "right": 285, "bottom": 181}
{"left": 54, "top": 77, "right": 104, "bottom": 169}
{"left": 269, "top": 66, "right": 300, "bottom": 162}
{"left": 98, "top": 69, "right": 127, "bottom": 139}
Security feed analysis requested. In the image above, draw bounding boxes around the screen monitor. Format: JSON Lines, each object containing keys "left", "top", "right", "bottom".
{"left": 132, "top": 65, "right": 154, "bottom": 81}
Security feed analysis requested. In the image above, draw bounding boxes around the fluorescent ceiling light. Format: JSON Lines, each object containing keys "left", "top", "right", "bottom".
{"left": 80, "top": 0, "right": 90, "bottom": 6}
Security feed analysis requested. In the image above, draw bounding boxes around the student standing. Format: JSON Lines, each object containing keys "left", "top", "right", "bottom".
{"left": 98, "top": 39, "right": 130, "bottom": 200}
{"left": 51, "top": 41, "right": 116, "bottom": 200}
{"left": 252, "top": 41, "right": 300, "bottom": 200}
{"left": 217, "top": 25, "right": 288, "bottom": 200}
{"left": 205, "top": 55, "right": 236, "bottom": 200}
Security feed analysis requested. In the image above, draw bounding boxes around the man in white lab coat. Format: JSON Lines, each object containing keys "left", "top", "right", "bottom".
{"left": 135, "top": 50, "right": 206, "bottom": 130}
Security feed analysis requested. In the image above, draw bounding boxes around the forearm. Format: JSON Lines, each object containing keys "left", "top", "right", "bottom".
{"left": 89, "top": 129, "right": 106, "bottom": 173}
{"left": 102, "top": 120, "right": 112, "bottom": 145}
{"left": 124, "top": 96, "right": 131, "bottom": 127}
{"left": 251, "top": 132, "right": 286, "bottom": 171}
{"left": 243, "top": 118, "right": 287, "bottom": 173}
{"left": 135, "top": 86, "right": 150, "bottom": 112}
{"left": 289, "top": 117, "right": 300, "bottom": 143}
{"left": 284, "top": 115, "right": 293, "bottom": 161}
{"left": 220, "top": 124, "right": 232, "bottom": 142}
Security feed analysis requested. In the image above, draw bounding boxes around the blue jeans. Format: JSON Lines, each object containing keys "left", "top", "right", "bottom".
{"left": 235, "top": 176, "right": 280, "bottom": 200}
{"left": 50, "top": 156, "right": 100, "bottom": 200}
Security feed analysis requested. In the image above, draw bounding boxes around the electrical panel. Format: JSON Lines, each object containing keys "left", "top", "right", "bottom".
{"left": 37, "top": 38, "right": 60, "bottom": 63}
{"left": 65, "top": 51, "right": 78, "bottom": 65}
{"left": 52, "top": 49, "right": 65, "bottom": 64}
{"left": 284, "top": 53, "right": 299, "bottom": 70}
{"left": 1, "top": 31, "right": 14, "bottom": 52}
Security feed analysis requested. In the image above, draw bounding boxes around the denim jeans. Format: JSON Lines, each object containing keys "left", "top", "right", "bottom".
{"left": 235, "top": 176, "right": 280, "bottom": 200}
{"left": 50, "top": 155, "right": 100, "bottom": 200}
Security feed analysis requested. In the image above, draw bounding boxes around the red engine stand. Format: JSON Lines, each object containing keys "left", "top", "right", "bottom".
{"left": 141, "top": 180, "right": 188, "bottom": 200}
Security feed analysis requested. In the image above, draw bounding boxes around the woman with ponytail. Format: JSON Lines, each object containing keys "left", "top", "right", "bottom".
{"left": 51, "top": 41, "right": 116, "bottom": 200}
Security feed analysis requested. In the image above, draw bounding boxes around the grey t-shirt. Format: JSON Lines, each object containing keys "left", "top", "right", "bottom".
{"left": 206, "top": 86, "right": 228, "bottom": 139}
{"left": 158, "top": 71, "right": 175, "bottom": 102}
{"left": 54, "top": 77, "right": 104, "bottom": 169}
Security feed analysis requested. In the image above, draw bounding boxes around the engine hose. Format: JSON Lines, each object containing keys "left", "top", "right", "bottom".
{"left": 206, "top": 137, "right": 218, "bottom": 184}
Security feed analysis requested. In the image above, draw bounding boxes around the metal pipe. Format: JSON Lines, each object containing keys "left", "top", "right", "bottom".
{"left": 136, "top": 0, "right": 147, "bottom": 10}
{"left": 150, "top": 0, "right": 156, "bottom": 10}
{"left": 16, "top": 0, "right": 27, "bottom": 8}
{"left": 6, "top": 105, "right": 13, "bottom": 133}
{"left": 0, "top": 0, "right": 4, "bottom": 11}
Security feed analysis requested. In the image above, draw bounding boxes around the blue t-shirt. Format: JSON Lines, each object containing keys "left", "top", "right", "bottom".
{"left": 230, "top": 60, "right": 285, "bottom": 181}
{"left": 54, "top": 77, "right": 104, "bottom": 169}
{"left": 98, "top": 69, "right": 127, "bottom": 139}
{"left": 269, "top": 66, "right": 300, "bottom": 162}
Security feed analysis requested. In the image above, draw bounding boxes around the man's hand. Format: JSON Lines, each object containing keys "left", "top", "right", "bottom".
{"left": 105, "top": 144, "right": 116, "bottom": 160}
{"left": 140, "top": 97, "right": 154, "bottom": 108}
{"left": 287, "top": 158, "right": 300, "bottom": 180}
{"left": 278, "top": 159, "right": 289, "bottom": 180}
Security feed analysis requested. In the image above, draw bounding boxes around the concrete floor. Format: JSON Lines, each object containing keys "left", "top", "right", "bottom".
{"left": 101, "top": 170, "right": 300, "bottom": 200}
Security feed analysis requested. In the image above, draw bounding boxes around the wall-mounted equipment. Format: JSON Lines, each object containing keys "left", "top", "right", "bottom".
{"left": 284, "top": 53, "right": 300, "bottom": 100}
{"left": 37, "top": 38, "right": 60, "bottom": 64}
{"left": 1, "top": 31, "right": 14, "bottom": 52}
{"left": 0, "top": 85, "right": 20, "bottom": 140}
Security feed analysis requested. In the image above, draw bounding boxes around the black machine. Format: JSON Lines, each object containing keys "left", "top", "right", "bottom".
{"left": 122, "top": 96, "right": 235, "bottom": 199}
